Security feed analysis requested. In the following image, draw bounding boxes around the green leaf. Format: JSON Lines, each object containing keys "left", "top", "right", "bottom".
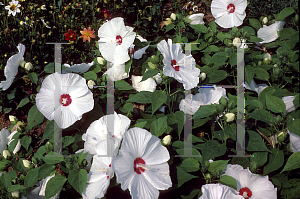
{"left": 193, "top": 117, "right": 211, "bottom": 129}
{"left": 249, "top": 18, "right": 261, "bottom": 30}
{"left": 248, "top": 109, "right": 274, "bottom": 124}
{"left": 27, "top": 105, "right": 45, "bottom": 130}
{"left": 115, "top": 80, "right": 134, "bottom": 90}
{"left": 248, "top": 36, "right": 263, "bottom": 42}
{"left": 247, "top": 100, "right": 263, "bottom": 110}
{"left": 134, "top": 121, "right": 147, "bottom": 128}
{"left": 24, "top": 167, "right": 39, "bottom": 187}
{"left": 210, "top": 52, "right": 228, "bottom": 64}
{"left": 263, "top": 148, "right": 284, "bottom": 175}
{"left": 8, "top": 185, "right": 26, "bottom": 192}
{"left": 287, "top": 119, "right": 300, "bottom": 136}
{"left": 125, "top": 59, "right": 132, "bottom": 75}
{"left": 7, "top": 170, "right": 17, "bottom": 180}
{"left": 279, "top": 28, "right": 296, "bottom": 40}
{"left": 189, "top": 24, "right": 207, "bottom": 33}
{"left": 16, "top": 97, "right": 30, "bottom": 109}
{"left": 250, "top": 152, "right": 268, "bottom": 168}
{"left": 208, "top": 70, "right": 227, "bottom": 83}
{"left": 167, "top": 111, "right": 185, "bottom": 137}
{"left": 127, "top": 91, "right": 152, "bottom": 103}
{"left": 68, "top": 169, "right": 87, "bottom": 195}
{"left": 219, "top": 175, "right": 237, "bottom": 190}
{"left": 165, "top": 23, "right": 175, "bottom": 32}
{"left": 151, "top": 90, "right": 167, "bottom": 114}
{"left": 177, "top": 167, "right": 198, "bottom": 188}
{"left": 39, "top": 164, "right": 56, "bottom": 180}
{"left": 242, "top": 26, "right": 256, "bottom": 36}
{"left": 254, "top": 68, "right": 269, "bottom": 81}
{"left": 0, "top": 173, "right": 12, "bottom": 189}
{"left": 62, "top": 136, "right": 76, "bottom": 148}
{"left": 20, "top": 136, "right": 32, "bottom": 151}
{"left": 28, "top": 72, "right": 38, "bottom": 84}
{"left": 202, "top": 45, "right": 219, "bottom": 53}
{"left": 265, "top": 94, "right": 286, "bottom": 113}
{"left": 275, "top": 7, "right": 295, "bottom": 21}
{"left": 83, "top": 71, "right": 97, "bottom": 81}
{"left": 44, "top": 63, "right": 54, "bottom": 73}
{"left": 150, "top": 116, "right": 168, "bottom": 137}
{"left": 12, "top": 160, "right": 27, "bottom": 175}
{"left": 281, "top": 152, "right": 300, "bottom": 172}
{"left": 209, "top": 21, "right": 217, "bottom": 32}
{"left": 45, "top": 175, "right": 67, "bottom": 199}
{"left": 200, "top": 140, "right": 226, "bottom": 162}
{"left": 141, "top": 69, "right": 159, "bottom": 82}
{"left": 179, "top": 158, "right": 200, "bottom": 172}
{"left": 246, "top": 130, "right": 269, "bottom": 152}
{"left": 208, "top": 160, "right": 229, "bottom": 175}
{"left": 181, "top": 189, "right": 201, "bottom": 199}
{"left": 8, "top": 136, "right": 19, "bottom": 152}
{"left": 43, "top": 152, "right": 64, "bottom": 164}
{"left": 193, "top": 105, "right": 216, "bottom": 119}
{"left": 258, "top": 86, "right": 276, "bottom": 106}
{"left": 229, "top": 52, "right": 237, "bottom": 66}
{"left": 41, "top": 120, "right": 54, "bottom": 144}
{"left": 245, "top": 65, "right": 254, "bottom": 85}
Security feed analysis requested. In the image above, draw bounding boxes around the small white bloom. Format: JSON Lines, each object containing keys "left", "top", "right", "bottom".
{"left": 104, "top": 62, "right": 129, "bottom": 81}
{"left": 208, "top": 159, "right": 214, "bottom": 163}
{"left": 225, "top": 113, "right": 235, "bottom": 122}
{"left": 233, "top": 37, "right": 242, "bottom": 48}
{"left": 9, "top": 115, "right": 17, "bottom": 123}
{"left": 11, "top": 191, "right": 19, "bottom": 198}
{"left": 199, "top": 183, "right": 244, "bottom": 199}
{"left": 282, "top": 96, "right": 295, "bottom": 113}
{"left": 200, "top": 72, "right": 206, "bottom": 81}
{"left": 162, "top": 135, "right": 172, "bottom": 145}
{"left": 263, "top": 53, "right": 272, "bottom": 61}
{"left": 211, "top": 0, "right": 247, "bottom": 28}
{"left": 5, "top": 0, "right": 21, "bottom": 16}
{"left": 132, "top": 75, "right": 157, "bottom": 92}
{"left": 193, "top": 5, "right": 199, "bottom": 12}
{"left": 25, "top": 62, "right": 33, "bottom": 71}
{"left": 19, "top": 60, "right": 26, "bottom": 67}
{"left": 170, "top": 13, "right": 176, "bottom": 21}
{"left": 188, "top": 13, "right": 205, "bottom": 25}
{"left": 87, "top": 80, "right": 95, "bottom": 89}
{"left": 288, "top": 129, "right": 300, "bottom": 153}
{"left": 262, "top": 17, "right": 268, "bottom": 24}
{"left": 62, "top": 61, "right": 94, "bottom": 74}
{"left": 41, "top": 5, "right": 46, "bottom": 10}
{"left": 23, "top": 159, "right": 31, "bottom": 168}
{"left": 3, "top": 150, "right": 11, "bottom": 159}
{"left": 97, "top": 57, "right": 105, "bottom": 65}
{"left": 243, "top": 79, "right": 268, "bottom": 96}
{"left": 257, "top": 21, "right": 285, "bottom": 44}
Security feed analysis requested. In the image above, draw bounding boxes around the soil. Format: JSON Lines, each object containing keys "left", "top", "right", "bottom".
{"left": 0, "top": 112, "right": 12, "bottom": 130}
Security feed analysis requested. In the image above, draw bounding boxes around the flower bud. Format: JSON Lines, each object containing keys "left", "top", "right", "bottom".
{"left": 97, "top": 57, "right": 105, "bottom": 65}
{"left": 45, "top": 141, "right": 53, "bottom": 152}
{"left": 170, "top": 13, "right": 176, "bottom": 21}
{"left": 225, "top": 113, "right": 235, "bottom": 122}
{"left": 162, "top": 135, "right": 172, "bottom": 145}
{"left": 19, "top": 60, "right": 26, "bottom": 67}
{"left": 11, "top": 191, "right": 19, "bottom": 198}
{"left": 258, "top": 61, "right": 262, "bottom": 65}
{"left": 275, "top": 115, "right": 282, "bottom": 123}
{"left": 200, "top": 72, "right": 206, "bottom": 81}
{"left": 219, "top": 97, "right": 228, "bottom": 107}
{"left": 150, "top": 55, "right": 160, "bottom": 64}
{"left": 25, "top": 62, "right": 33, "bottom": 71}
{"left": 23, "top": 159, "right": 31, "bottom": 168}
{"left": 263, "top": 53, "right": 271, "bottom": 62}
{"left": 9, "top": 115, "right": 17, "bottom": 123}
{"left": 87, "top": 80, "right": 95, "bottom": 89}
{"left": 3, "top": 150, "right": 11, "bottom": 159}
{"left": 262, "top": 17, "right": 268, "bottom": 24}
{"left": 233, "top": 37, "right": 241, "bottom": 48}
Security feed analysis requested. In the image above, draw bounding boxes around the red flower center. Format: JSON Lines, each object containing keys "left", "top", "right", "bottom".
{"left": 227, "top": 4, "right": 235, "bottom": 13}
{"left": 239, "top": 187, "right": 252, "bottom": 198}
{"left": 171, "top": 59, "right": 180, "bottom": 71}
{"left": 116, "top": 35, "right": 122, "bottom": 45}
{"left": 133, "top": 157, "right": 146, "bottom": 174}
{"left": 59, "top": 94, "right": 72, "bottom": 106}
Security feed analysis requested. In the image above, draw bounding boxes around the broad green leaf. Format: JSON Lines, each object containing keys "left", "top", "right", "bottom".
{"left": 176, "top": 148, "right": 202, "bottom": 163}
{"left": 208, "top": 160, "right": 229, "bottom": 175}
{"left": 39, "top": 164, "right": 56, "bottom": 180}
{"left": 45, "top": 175, "right": 67, "bottom": 199}
{"left": 12, "top": 160, "right": 27, "bottom": 175}
{"left": 245, "top": 65, "right": 254, "bottom": 85}
{"left": 151, "top": 90, "right": 167, "bottom": 114}
{"left": 254, "top": 68, "right": 269, "bottom": 81}
{"left": 248, "top": 36, "right": 263, "bottom": 42}
{"left": 202, "top": 45, "right": 219, "bottom": 53}
{"left": 266, "top": 94, "right": 286, "bottom": 113}
{"left": 258, "top": 86, "right": 276, "bottom": 106}
{"left": 287, "top": 119, "right": 300, "bottom": 136}
{"left": 141, "top": 69, "right": 159, "bottom": 82}
{"left": 263, "top": 148, "right": 284, "bottom": 175}
{"left": 219, "top": 175, "right": 237, "bottom": 190}
{"left": 127, "top": 91, "right": 152, "bottom": 103}
{"left": 68, "top": 169, "right": 87, "bottom": 195}
{"left": 150, "top": 116, "right": 168, "bottom": 137}
{"left": 209, "top": 21, "right": 217, "bottom": 32}
{"left": 115, "top": 80, "right": 134, "bottom": 90}
{"left": 179, "top": 158, "right": 200, "bottom": 172}
{"left": 246, "top": 130, "right": 269, "bottom": 152}
{"left": 210, "top": 52, "right": 228, "bottom": 64}
{"left": 125, "top": 59, "right": 132, "bottom": 75}
{"left": 167, "top": 111, "right": 184, "bottom": 137}
{"left": 281, "top": 152, "right": 300, "bottom": 172}
{"left": 28, "top": 72, "right": 38, "bottom": 84}
{"left": 83, "top": 71, "right": 97, "bottom": 81}
{"left": 247, "top": 100, "right": 263, "bottom": 110}
{"left": 279, "top": 28, "right": 296, "bottom": 40}
{"left": 249, "top": 18, "right": 261, "bottom": 30}
{"left": 248, "top": 109, "right": 274, "bottom": 124}
{"left": 41, "top": 120, "right": 54, "bottom": 144}
{"left": 242, "top": 26, "right": 255, "bottom": 36}
{"left": 44, "top": 63, "right": 54, "bottom": 73}
{"left": 165, "top": 23, "right": 175, "bottom": 32}
{"left": 293, "top": 94, "right": 299, "bottom": 109}
{"left": 276, "top": 7, "right": 295, "bottom": 21}
{"left": 200, "top": 140, "right": 226, "bottom": 162}
{"left": 189, "top": 24, "right": 207, "bottom": 33}
{"left": 229, "top": 52, "right": 237, "bottom": 66}
{"left": 24, "top": 167, "right": 39, "bottom": 187}
{"left": 193, "top": 105, "right": 216, "bottom": 119}
{"left": 181, "top": 189, "right": 201, "bottom": 199}
{"left": 7, "top": 170, "right": 17, "bottom": 180}
{"left": 16, "top": 97, "right": 30, "bottom": 109}
{"left": 0, "top": 173, "right": 12, "bottom": 189}
{"left": 8, "top": 138, "right": 18, "bottom": 153}
{"left": 193, "top": 117, "right": 211, "bottom": 129}
{"left": 250, "top": 152, "right": 268, "bottom": 168}
{"left": 8, "top": 185, "right": 26, "bottom": 192}
{"left": 43, "top": 152, "right": 64, "bottom": 164}
{"left": 27, "top": 105, "right": 45, "bottom": 130}
{"left": 62, "top": 136, "right": 76, "bottom": 148}
{"left": 208, "top": 70, "right": 227, "bottom": 83}
{"left": 20, "top": 136, "right": 32, "bottom": 151}
{"left": 134, "top": 121, "right": 147, "bottom": 128}
{"left": 177, "top": 167, "right": 198, "bottom": 188}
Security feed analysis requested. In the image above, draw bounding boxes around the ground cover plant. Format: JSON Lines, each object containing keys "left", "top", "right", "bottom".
{"left": 0, "top": 0, "right": 299, "bottom": 198}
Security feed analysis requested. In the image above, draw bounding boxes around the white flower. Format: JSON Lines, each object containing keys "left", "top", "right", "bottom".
{"left": 243, "top": 79, "right": 268, "bottom": 96}
{"left": 132, "top": 75, "right": 157, "bottom": 92}
{"left": 287, "top": 129, "right": 300, "bottom": 153}
{"left": 170, "top": 13, "right": 176, "bottom": 21}
{"left": 193, "top": 5, "right": 199, "bottom": 12}
{"left": 62, "top": 61, "right": 94, "bottom": 74}
{"left": 153, "top": 73, "right": 162, "bottom": 84}
{"left": 240, "top": 39, "right": 248, "bottom": 49}
{"left": 233, "top": 37, "right": 242, "bottom": 48}
{"left": 3, "top": 150, "right": 11, "bottom": 159}
{"left": 112, "top": 127, "right": 172, "bottom": 199}
{"left": 9, "top": 115, "right": 17, "bottom": 123}
{"left": 262, "top": 17, "right": 268, "bottom": 24}
{"left": 223, "top": 164, "right": 277, "bottom": 199}
{"left": 82, "top": 112, "right": 131, "bottom": 156}
{"left": 7, "top": 131, "right": 21, "bottom": 154}
{"left": 41, "top": 19, "right": 51, "bottom": 29}
{"left": 5, "top": 0, "right": 21, "bottom": 16}
{"left": 87, "top": 80, "right": 95, "bottom": 89}
{"left": 157, "top": 39, "right": 200, "bottom": 90}
{"left": 257, "top": 21, "right": 285, "bottom": 44}
{"left": 98, "top": 17, "right": 135, "bottom": 65}
{"left": 19, "top": 60, "right": 26, "bottom": 67}
{"left": 209, "top": 159, "right": 214, "bottom": 163}
{"left": 129, "top": 35, "right": 149, "bottom": 60}
{"left": 24, "top": 62, "right": 33, "bottom": 71}
{"left": 41, "top": 5, "right": 46, "bottom": 10}
{"left": 179, "top": 86, "right": 227, "bottom": 115}
{"left": 225, "top": 113, "right": 235, "bottom": 122}
{"left": 11, "top": 191, "right": 19, "bottom": 198}
{"left": 39, "top": 173, "right": 61, "bottom": 199}
{"left": 200, "top": 72, "right": 206, "bottom": 81}
{"left": 23, "top": 159, "right": 31, "bottom": 168}
{"left": 188, "top": 13, "right": 205, "bottom": 25}
{"left": 199, "top": 183, "right": 244, "bottom": 199}
{"left": 104, "top": 62, "right": 129, "bottom": 81}
{"left": 0, "top": 43, "right": 25, "bottom": 91}
{"left": 35, "top": 72, "right": 94, "bottom": 129}
{"left": 82, "top": 144, "right": 114, "bottom": 199}
{"left": 263, "top": 53, "right": 272, "bottom": 61}
{"left": 97, "top": 57, "right": 105, "bottom": 65}
{"left": 162, "top": 135, "right": 172, "bottom": 145}
{"left": 211, "top": 0, "right": 247, "bottom": 28}
{"left": 282, "top": 96, "right": 295, "bottom": 113}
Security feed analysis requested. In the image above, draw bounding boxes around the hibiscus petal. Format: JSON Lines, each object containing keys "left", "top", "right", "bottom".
{"left": 143, "top": 163, "right": 172, "bottom": 190}
{"left": 142, "top": 137, "right": 170, "bottom": 165}
{"left": 129, "top": 174, "right": 160, "bottom": 199}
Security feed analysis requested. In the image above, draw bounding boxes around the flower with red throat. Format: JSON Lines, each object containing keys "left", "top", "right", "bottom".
{"left": 64, "top": 30, "right": 77, "bottom": 41}
{"left": 112, "top": 127, "right": 172, "bottom": 199}
{"left": 80, "top": 27, "right": 95, "bottom": 42}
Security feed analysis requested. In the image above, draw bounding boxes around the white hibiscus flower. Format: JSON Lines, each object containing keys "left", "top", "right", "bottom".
{"left": 98, "top": 17, "right": 136, "bottom": 65}
{"left": 223, "top": 164, "right": 277, "bottom": 199}
{"left": 104, "top": 62, "right": 129, "bottom": 82}
{"left": 211, "top": 0, "right": 247, "bottom": 28}
{"left": 257, "top": 21, "right": 285, "bottom": 44}
{"left": 199, "top": 183, "right": 244, "bottom": 199}
{"left": 282, "top": 96, "right": 295, "bottom": 113}
{"left": 288, "top": 129, "right": 300, "bottom": 153}
{"left": 5, "top": 0, "right": 21, "bottom": 16}
{"left": 0, "top": 43, "right": 25, "bottom": 91}
{"left": 179, "top": 86, "right": 227, "bottom": 115}
{"left": 243, "top": 79, "right": 268, "bottom": 96}
{"left": 112, "top": 127, "right": 172, "bottom": 199}
{"left": 35, "top": 72, "right": 94, "bottom": 129}
{"left": 131, "top": 75, "right": 157, "bottom": 92}
{"left": 62, "top": 61, "right": 94, "bottom": 74}
{"left": 129, "top": 35, "right": 149, "bottom": 59}
{"left": 157, "top": 39, "right": 200, "bottom": 90}
{"left": 188, "top": 13, "right": 205, "bottom": 25}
